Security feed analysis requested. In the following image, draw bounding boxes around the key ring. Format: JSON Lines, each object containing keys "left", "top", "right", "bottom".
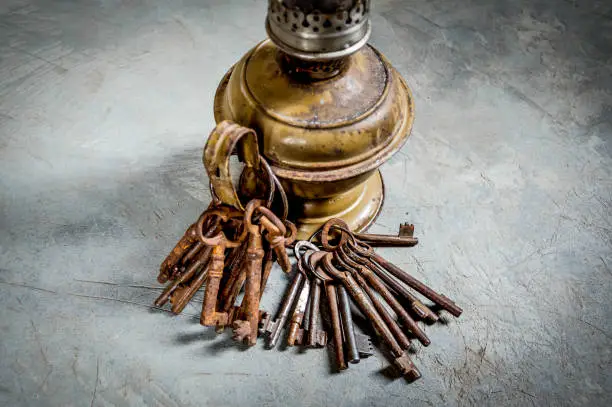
{"left": 195, "top": 206, "right": 246, "bottom": 247}
{"left": 262, "top": 158, "right": 289, "bottom": 222}
{"left": 294, "top": 241, "right": 319, "bottom": 260}
{"left": 204, "top": 121, "right": 275, "bottom": 211}
{"left": 319, "top": 218, "right": 355, "bottom": 250}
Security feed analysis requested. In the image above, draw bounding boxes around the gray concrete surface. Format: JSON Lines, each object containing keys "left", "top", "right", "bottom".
{"left": 1, "top": 0, "right": 611, "bottom": 406}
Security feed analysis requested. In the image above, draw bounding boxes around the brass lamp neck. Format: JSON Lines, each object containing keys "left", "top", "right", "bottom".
{"left": 279, "top": 52, "right": 348, "bottom": 81}
{"left": 266, "top": 0, "right": 371, "bottom": 61}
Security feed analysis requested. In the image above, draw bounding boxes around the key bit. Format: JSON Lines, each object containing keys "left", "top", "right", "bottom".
{"left": 394, "top": 352, "right": 421, "bottom": 383}
{"left": 264, "top": 272, "right": 304, "bottom": 348}
{"left": 286, "top": 278, "right": 311, "bottom": 346}
{"left": 353, "top": 222, "right": 418, "bottom": 247}
{"left": 294, "top": 328, "right": 327, "bottom": 347}
{"left": 398, "top": 223, "right": 415, "bottom": 237}
{"left": 258, "top": 311, "right": 272, "bottom": 334}
{"left": 354, "top": 331, "right": 374, "bottom": 357}
{"left": 232, "top": 320, "right": 252, "bottom": 343}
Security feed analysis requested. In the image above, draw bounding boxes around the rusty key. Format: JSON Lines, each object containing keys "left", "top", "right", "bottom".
{"left": 351, "top": 239, "right": 462, "bottom": 318}
{"left": 334, "top": 250, "right": 412, "bottom": 351}
{"left": 198, "top": 208, "right": 246, "bottom": 327}
{"left": 158, "top": 206, "right": 222, "bottom": 283}
{"left": 355, "top": 223, "right": 419, "bottom": 247}
{"left": 232, "top": 200, "right": 266, "bottom": 346}
{"left": 291, "top": 242, "right": 327, "bottom": 348}
{"left": 258, "top": 207, "right": 295, "bottom": 272}
{"left": 262, "top": 270, "right": 304, "bottom": 348}
{"left": 347, "top": 240, "right": 438, "bottom": 322}
{"left": 320, "top": 252, "right": 421, "bottom": 381}
{"left": 339, "top": 244, "right": 431, "bottom": 345}
{"left": 155, "top": 246, "right": 212, "bottom": 308}
{"left": 171, "top": 266, "right": 209, "bottom": 314}
{"left": 337, "top": 285, "right": 360, "bottom": 364}
{"left": 286, "top": 273, "right": 311, "bottom": 346}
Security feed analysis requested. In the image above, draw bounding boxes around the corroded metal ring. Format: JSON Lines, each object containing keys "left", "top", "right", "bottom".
{"left": 204, "top": 121, "right": 275, "bottom": 211}
{"left": 319, "top": 218, "right": 353, "bottom": 250}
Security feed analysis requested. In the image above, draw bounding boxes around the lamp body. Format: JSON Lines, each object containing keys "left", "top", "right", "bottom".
{"left": 214, "top": 38, "right": 414, "bottom": 239}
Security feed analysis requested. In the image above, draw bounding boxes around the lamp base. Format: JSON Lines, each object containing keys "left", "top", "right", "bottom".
{"left": 292, "top": 170, "right": 384, "bottom": 240}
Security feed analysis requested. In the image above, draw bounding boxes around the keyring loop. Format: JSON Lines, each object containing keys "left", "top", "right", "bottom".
{"left": 204, "top": 120, "right": 262, "bottom": 211}
{"left": 294, "top": 240, "right": 319, "bottom": 260}
{"left": 347, "top": 236, "right": 373, "bottom": 257}
{"left": 282, "top": 221, "right": 298, "bottom": 246}
{"left": 257, "top": 157, "right": 276, "bottom": 210}
{"left": 320, "top": 218, "right": 352, "bottom": 250}
{"left": 195, "top": 206, "right": 246, "bottom": 247}
{"left": 263, "top": 160, "right": 289, "bottom": 221}
{"left": 255, "top": 206, "right": 287, "bottom": 236}
{"left": 308, "top": 229, "right": 322, "bottom": 244}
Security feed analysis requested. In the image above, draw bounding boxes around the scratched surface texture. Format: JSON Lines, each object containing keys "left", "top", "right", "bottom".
{"left": 0, "top": 0, "right": 610, "bottom": 406}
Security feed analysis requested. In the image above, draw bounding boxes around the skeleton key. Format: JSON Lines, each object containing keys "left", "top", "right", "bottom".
{"left": 218, "top": 242, "right": 247, "bottom": 311}
{"left": 154, "top": 209, "right": 227, "bottom": 309}
{"left": 214, "top": 243, "right": 248, "bottom": 332}
{"left": 199, "top": 208, "right": 246, "bottom": 327}
{"left": 158, "top": 223, "right": 200, "bottom": 284}
{"left": 320, "top": 252, "right": 421, "bottom": 381}
{"left": 334, "top": 246, "right": 412, "bottom": 350}
{"left": 262, "top": 270, "right": 304, "bottom": 348}
{"left": 339, "top": 244, "right": 431, "bottom": 345}
{"left": 345, "top": 239, "right": 439, "bottom": 323}
{"left": 232, "top": 200, "right": 267, "bottom": 346}
{"left": 321, "top": 218, "right": 430, "bottom": 322}
{"left": 257, "top": 207, "right": 294, "bottom": 273}
{"left": 304, "top": 251, "right": 328, "bottom": 349}
{"left": 344, "top": 259, "right": 412, "bottom": 351}
{"left": 354, "top": 223, "right": 418, "bottom": 247}
{"left": 302, "top": 249, "right": 344, "bottom": 370}
{"left": 336, "top": 285, "right": 360, "bottom": 364}
{"left": 158, "top": 208, "right": 221, "bottom": 283}
{"left": 155, "top": 247, "right": 212, "bottom": 309}
{"left": 286, "top": 274, "right": 311, "bottom": 346}
{"left": 171, "top": 265, "right": 210, "bottom": 314}
{"left": 351, "top": 239, "right": 462, "bottom": 318}
{"left": 285, "top": 247, "right": 312, "bottom": 346}
{"left": 291, "top": 242, "right": 326, "bottom": 348}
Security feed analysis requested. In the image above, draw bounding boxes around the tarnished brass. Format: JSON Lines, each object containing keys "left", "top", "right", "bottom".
{"left": 213, "top": 38, "right": 414, "bottom": 239}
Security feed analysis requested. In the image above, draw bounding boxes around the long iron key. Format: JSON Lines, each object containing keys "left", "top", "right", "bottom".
{"left": 337, "top": 285, "right": 360, "bottom": 364}
{"left": 307, "top": 279, "right": 326, "bottom": 348}
{"left": 355, "top": 223, "right": 418, "bottom": 247}
{"left": 286, "top": 276, "right": 311, "bottom": 346}
{"left": 325, "top": 282, "right": 347, "bottom": 370}
{"left": 261, "top": 271, "right": 304, "bottom": 348}
{"left": 320, "top": 252, "right": 421, "bottom": 381}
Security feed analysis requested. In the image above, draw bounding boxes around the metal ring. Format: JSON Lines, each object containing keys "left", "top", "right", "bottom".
{"left": 258, "top": 157, "right": 276, "bottom": 210}
{"left": 294, "top": 240, "right": 319, "bottom": 260}
{"left": 303, "top": 250, "right": 333, "bottom": 282}
{"left": 308, "top": 229, "right": 322, "bottom": 243}
{"left": 256, "top": 206, "right": 287, "bottom": 236}
{"left": 266, "top": 162, "right": 289, "bottom": 221}
{"left": 329, "top": 224, "right": 357, "bottom": 246}
{"left": 320, "top": 219, "right": 353, "bottom": 250}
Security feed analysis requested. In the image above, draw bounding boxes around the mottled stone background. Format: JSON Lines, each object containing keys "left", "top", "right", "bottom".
{"left": 0, "top": 1, "right": 610, "bottom": 406}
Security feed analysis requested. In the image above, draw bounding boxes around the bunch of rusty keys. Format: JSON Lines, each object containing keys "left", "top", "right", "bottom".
{"left": 260, "top": 242, "right": 327, "bottom": 349}
{"left": 259, "top": 241, "right": 374, "bottom": 357}
{"left": 154, "top": 198, "right": 296, "bottom": 346}
{"left": 282, "top": 218, "right": 463, "bottom": 382}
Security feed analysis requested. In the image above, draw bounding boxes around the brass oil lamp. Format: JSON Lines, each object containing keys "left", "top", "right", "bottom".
{"left": 212, "top": 0, "right": 414, "bottom": 239}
